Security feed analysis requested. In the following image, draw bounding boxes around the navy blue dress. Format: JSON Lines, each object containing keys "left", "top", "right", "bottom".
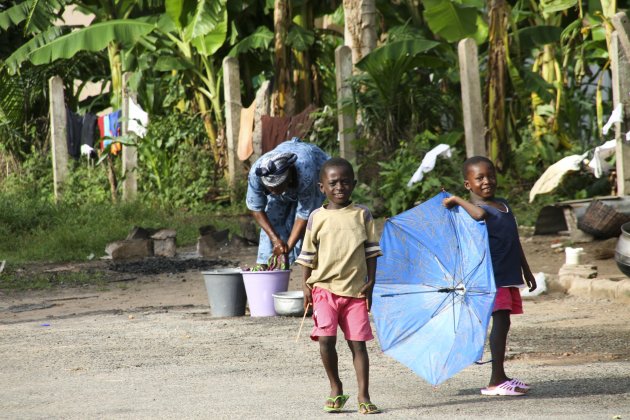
{"left": 479, "top": 199, "right": 525, "bottom": 288}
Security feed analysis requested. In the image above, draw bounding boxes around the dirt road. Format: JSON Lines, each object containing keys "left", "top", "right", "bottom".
{"left": 1, "top": 235, "right": 629, "bottom": 419}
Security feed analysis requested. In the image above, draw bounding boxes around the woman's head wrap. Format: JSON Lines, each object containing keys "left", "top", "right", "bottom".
{"left": 255, "top": 152, "right": 298, "bottom": 188}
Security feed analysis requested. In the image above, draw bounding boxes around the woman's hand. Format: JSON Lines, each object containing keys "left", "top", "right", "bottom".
{"left": 272, "top": 238, "right": 289, "bottom": 256}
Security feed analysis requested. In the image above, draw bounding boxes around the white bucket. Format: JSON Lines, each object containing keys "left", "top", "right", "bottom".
{"left": 565, "top": 247, "right": 584, "bottom": 265}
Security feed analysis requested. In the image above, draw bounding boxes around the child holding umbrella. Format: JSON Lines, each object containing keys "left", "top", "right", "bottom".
{"left": 297, "top": 157, "right": 382, "bottom": 413}
{"left": 443, "top": 156, "right": 537, "bottom": 396}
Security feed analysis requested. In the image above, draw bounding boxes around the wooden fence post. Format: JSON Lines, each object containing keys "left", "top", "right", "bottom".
{"left": 335, "top": 45, "right": 355, "bottom": 162}
{"left": 610, "top": 30, "right": 630, "bottom": 195}
{"left": 49, "top": 76, "right": 68, "bottom": 202}
{"left": 612, "top": 12, "right": 630, "bottom": 59}
{"left": 121, "top": 72, "right": 138, "bottom": 202}
{"left": 252, "top": 80, "right": 271, "bottom": 161}
{"left": 223, "top": 57, "right": 242, "bottom": 197}
{"left": 458, "top": 38, "right": 486, "bottom": 158}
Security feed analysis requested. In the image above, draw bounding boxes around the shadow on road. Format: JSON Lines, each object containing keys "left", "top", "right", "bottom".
{"left": 454, "top": 376, "right": 630, "bottom": 398}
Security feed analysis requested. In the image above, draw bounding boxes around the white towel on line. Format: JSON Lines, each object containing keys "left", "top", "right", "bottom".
{"left": 128, "top": 98, "right": 148, "bottom": 138}
{"left": 602, "top": 104, "right": 622, "bottom": 136}
{"left": 588, "top": 139, "right": 616, "bottom": 178}
{"left": 529, "top": 153, "right": 588, "bottom": 202}
{"left": 407, "top": 144, "right": 452, "bottom": 187}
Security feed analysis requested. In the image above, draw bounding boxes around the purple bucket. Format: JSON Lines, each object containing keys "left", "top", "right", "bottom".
{"left": 242, "top": 270, "right": 290, "bottom": 317}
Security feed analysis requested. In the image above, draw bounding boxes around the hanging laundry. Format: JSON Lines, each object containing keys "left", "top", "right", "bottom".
{"left": 65, "top": 105, "right": 83, "bottom": 159}
{"left": 97, "top": 110, "right": 123, "bottom": 154}
{"left": 287, "top": 104, "right": 317, "bottom": 140}
{"left": 602, "top": 104, "right": 622, "bottom": 135}
{"left": 529, "top": 153, "right": 588, "bottom": 202}
{"left": 80, "top": 113, "right": 97, "bottom": 154}
{"left": 588, "top": 139, "right": 616, "bottom": 178}
{"left": 407, "top": 144, "right": 452, "bottom": 187}
{"left": 261, "top": 114, "right": 291, "bottom": 153}
{"left": 103, "top": 113, "right": 112, "bottom": 138}
{"left": 128, "top": 98, "right": 148, "bottom": 138}
{"left": 109, "top": 110, "right": 122, "bottom": 137}
{"left": 261, "top": 105, "right": 318, "bottom": 153}
{"left": 81, "top": 144, "right": 94, "bottom": 157}
{"left": 238, "top": 102, "right": 255, "bottom": 161}
{"left": 110, "top": 142, "right": 122, "bottom": 155}
{"left": 100, "top": 113, "right": 112, "bottom": 151}
{"left": 97, "top": 115, "right": 105, "bottom": 138}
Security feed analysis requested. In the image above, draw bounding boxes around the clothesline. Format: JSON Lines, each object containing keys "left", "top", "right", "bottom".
{"left": 528, "top": 103, "right": 630, "bottom": 202}
{"left": 67, "top": 98, "right": 148, "bottom": 159}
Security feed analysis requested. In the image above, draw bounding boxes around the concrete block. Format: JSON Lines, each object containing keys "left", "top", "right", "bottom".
{"left": 106, "top": 239, "right": 153, "bottom": 260}
{"left": 197, "top": 235, "right": 217, "bottom": 258}
{"left": 559, "top": 264, "right": 598, "bottom": 280}
{"left": 151, "top": 229, "right": 176, "bottom": 240}
{"left": 567, "top": 278, "right": 594, "bottom": 296}
{"left": 590, "top": 279, "right": 621, "bottom": 301}
{"left": 126, "top": 226, "right": 157, "bottom": 240}
{"left": 153, "top": 238, "right": 176, "bottom": 257}
{"left": 545, "top": 273, "right": 569, "bottom": 293}
{"left": 617, "top": 280, "right": 630, "bottom": 302}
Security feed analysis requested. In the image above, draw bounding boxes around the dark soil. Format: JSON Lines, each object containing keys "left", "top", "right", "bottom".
{"left": 107, "top": 257, "right": 235, "bottom": 275}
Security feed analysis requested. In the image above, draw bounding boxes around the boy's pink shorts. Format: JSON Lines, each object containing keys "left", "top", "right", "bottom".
{"left": 310, "top": 287, "right": 374, "bottom": 342}
{"left": 493, "top": 286, "right": 524, "bottom": 314}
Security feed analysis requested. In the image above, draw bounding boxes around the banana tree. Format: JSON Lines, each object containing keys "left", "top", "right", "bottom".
{"left": 2, "top": 0, "right": 163, "bottom": 202}
{"left": 522, "top": 1, "right": 576, "bottom": 151}
{"left": 3, "top": 1, "right": 160, "bottom": 108}
{"left": 354, "top": 38, "right": 443, "bottom": 153}
{"left": 510, "top": 0, "right": 615, "bottom": 152}
{"left": 486, "top": 0, "right": 509, "bottom": 170}
{"left": 421, "top": 0, "right": 479, "bottom": 42}
{"left": 147, "top": 0, "right": 228, "bottom": 169}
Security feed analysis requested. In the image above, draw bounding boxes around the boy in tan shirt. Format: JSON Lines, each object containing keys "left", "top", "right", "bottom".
{"left": 297, "top": 157, "right": 382, "bottom": 414}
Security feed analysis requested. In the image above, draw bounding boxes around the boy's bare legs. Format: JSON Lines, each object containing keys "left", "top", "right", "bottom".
{"left": 489, "top": 310, "right": 526, "bottom": 392}
{"left": 347, "top": 340, "right": 371, "bottom": 403}
{"left": 319, "top": 336, "right": 344, "bottom": 409}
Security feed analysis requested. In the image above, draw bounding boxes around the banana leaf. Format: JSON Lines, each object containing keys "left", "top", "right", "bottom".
{"left": 517, "top": 26, "right": 562, "bottom": 51}
{"left": 6, "top": 20, "right": 154, "bottom": 70}
{"left": 422, "top": 0, "right": 478, "bottom": 43}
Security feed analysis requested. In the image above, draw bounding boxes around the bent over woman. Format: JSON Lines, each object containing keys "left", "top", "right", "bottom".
{"left": 246, "top": 137, "right": 329, "bottom": 266}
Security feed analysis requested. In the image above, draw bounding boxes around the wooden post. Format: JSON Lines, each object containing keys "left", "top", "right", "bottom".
{"left": 343, "top": 0, "right": 377, "bottom": 65}
{"left": 49, "top": 76, "right": 68, "bottom": 202}
{"left": 610, "top": 31, "right": 630, "bottom": 195}
{"left": 458, "top": 38, "right": 486, "bottom": 158}
{"left": 335, "top": 45, "right": 355, "bottom": 162}
{"left": 612, "top": 12, "right": 630, "bottom": 59}
{"left": 222, "top": 56, "right": 242, "bottom": 197}
{"left": 253, "top": 80, "right": 271, "bottom": 161}
{"left": 121, "top": 72, "right": 138, "bottom": 202}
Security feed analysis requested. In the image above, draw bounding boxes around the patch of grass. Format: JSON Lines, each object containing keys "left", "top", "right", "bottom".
{"left": 0, "top": 192, "right": 249, "bottom": 264}
{"left": 0, "top": 269, "right": 108, "bottom": 292}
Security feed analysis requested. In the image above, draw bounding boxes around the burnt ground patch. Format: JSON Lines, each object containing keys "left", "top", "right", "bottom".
{"left": 0, "top": 257, "right": 239, "bottom": 292}
{"left": 107, "top": 257, "right": 236, "bottom": 275}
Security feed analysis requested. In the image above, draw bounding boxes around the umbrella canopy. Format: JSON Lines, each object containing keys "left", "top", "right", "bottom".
{"left": 372, "top": 191, "right": 496, "bottom": 386}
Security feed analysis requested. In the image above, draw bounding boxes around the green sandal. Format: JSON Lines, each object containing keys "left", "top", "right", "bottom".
{"left": 323, "top": 394, "right": 350, "bottom": 413}
{"left": 358, "top": 402, "right": 381, "bottom": 414}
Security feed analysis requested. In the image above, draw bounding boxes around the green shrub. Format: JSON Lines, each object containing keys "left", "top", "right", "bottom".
{"left": 134, "top": 112, "right": 220, "bottom": 209}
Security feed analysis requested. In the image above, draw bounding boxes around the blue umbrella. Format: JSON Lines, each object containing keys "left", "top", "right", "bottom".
{"left": 372, "top": 191, "right": 496, "bottom": 386}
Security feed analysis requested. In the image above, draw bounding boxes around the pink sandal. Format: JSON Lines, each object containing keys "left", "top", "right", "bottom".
{"left": 481, "top": 380, "right": 527, "bottom": 396}
{"left": 509, "top": 378, "right": 531, "bottom": 390}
